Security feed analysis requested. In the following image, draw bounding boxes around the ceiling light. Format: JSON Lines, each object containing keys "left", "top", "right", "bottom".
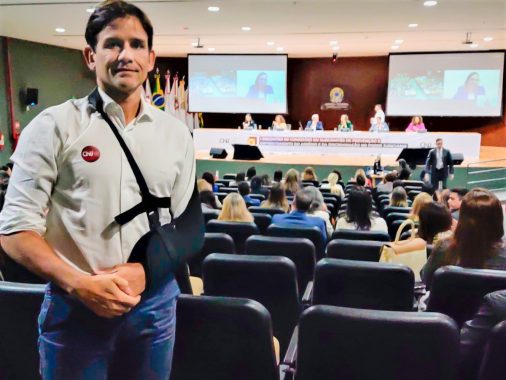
{"left": 470, "top": 43, "right": 479, "bottom": 48}
{"left": 408, "top": 23, "right": 418, "bottom": 28}
{"left": 55, "top": 27, "right": 65, "bottom": 33}
{"left": 86, "top": 7, "right": 95, "bottom": 13}
{"left": 423, "top": 1, "right": 438, "bottom": 7}
{"left": 276, "top": 47, "right": 284, "bottom": 52}
{"left": 332, "top": 46, "right": 340, "bottom": 51}
{"left": 208, "top": 47, "right": 216, "bottom": 52}
{"left": 394, "top": 39, "right": 404, "bottom": 44}
{"left": 391, "top": 45, "right": 400, "bottom": 50}
{"left": 484, "top": 36, "right": 493, "bottom": 42}
{"left": 241, "top": 26, "right": 251, "bottom": 31}
{"left": 208, "top": 6, "right": 220, "bottom": 12}
{"left": 266, "top": 41, "right": 275, "bottom": 46}
{"left": 329, "top": 41, "right": 338, "bottom": 46}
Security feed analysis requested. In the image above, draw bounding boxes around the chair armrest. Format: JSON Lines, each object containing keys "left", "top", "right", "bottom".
{"left": 282, "top": 326, "right": 298, "bottom": 366}
{"left": 301, "top": 281, "right": 313, "bottom": 304}
{"left": 279, "top": 364, "right": 294, "bottom": 380}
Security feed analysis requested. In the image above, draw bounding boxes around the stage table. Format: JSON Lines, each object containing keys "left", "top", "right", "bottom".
{"left": 193, "top": 129, "right": 481, "bottom": 160}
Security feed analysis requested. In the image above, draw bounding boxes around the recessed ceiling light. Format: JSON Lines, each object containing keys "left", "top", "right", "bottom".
{"left": 276, "top": 47, "right": 284, "bottom": 52}
{"left": 86, "top": 7, "right": 95, "bottom": 13}
{"left": 332, "top": 46, "right": 340, "bottom": 51}
{"left": 208, "top": 6, "right": 220, "bottom": 12}
{"left": 266, "top": 41, "right": 275, "bottom": 46}
{"left": 423, "top": 1, "right": 438, "bottom": 7}
{"left": 470, "top": 43, "right": 479, "bottom": 48}
{"left": 391, "top": 45, "right": 400, "bottom": 50}
{"left": 241, "top": 26, "right": 251, "bottom": 31}
{"left": 329, "top": 41, "right": 338, "bottom": 46}
{"left": 408, "top": 23, "right": 418, "bottom": 28}
{"left": 191, "top": 42, "right": 198, "bottom": 47}
{"left": 394, "top": 39, "right": 404, "bottom": 44}
{"left": 208, "top": 47, "right": 216, "bottom": 52}
{"left": 55, "top": 27, "right": 65, "bottom": 33}
{"left": 484, "top": 36, "right": 493, "bottom": 42}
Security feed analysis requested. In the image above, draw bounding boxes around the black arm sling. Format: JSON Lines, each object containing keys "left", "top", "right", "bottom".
{"left": 88, "top": 88, "right": 204, "bottom": 291}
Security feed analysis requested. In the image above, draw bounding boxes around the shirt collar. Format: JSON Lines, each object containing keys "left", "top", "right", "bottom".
{"left": 96, "top": 87, "right": 154, "bottom": 124}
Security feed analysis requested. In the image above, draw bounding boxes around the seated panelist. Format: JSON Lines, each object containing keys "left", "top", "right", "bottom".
{"left": 272, "top": 114, "right": 287, "bottom": 131}
{"left": 242, "top": 113, "right": 257, "bottom": 130}
{"left": 337, "top": 114, "right": 353, "bottom": 132}
{"left": 405, "top": 116, "right": 426, "bottom": 132}
{"left": 369, "top": 116, "right": 389, "bottom": 132}
{"left": 305, "top": 114, "right": 323, "bottom": 131}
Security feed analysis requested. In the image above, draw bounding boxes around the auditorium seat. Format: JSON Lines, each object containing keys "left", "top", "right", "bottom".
{"left": 391, "top": 219, "right": 414, "bottom": 240}
{"left": 216, "top": 179, "right": 231, "bottom": 187}
{"left": 325, "top": 239, "right": 384, "bottom": 262}
{"left": 203, "top": 209, "right": 220, "bottom": 225}
{"left": 427, "top": 266, "right": 506, "bottom": 327}
{"left": 249, "top": 193, "right": 266, "bottom": 202}
{"left": 170, "top": 295, "right": 280, "bottom": 380}
{"left": 267, "top": 224, "right": 326, "bottom": 260}
{"left": 206, "top": 220, "right": 259, "bottom": 254}
{"left": 312, "top": 258, "right": 414, "bottom": 311}
{"left": 408, "top": 190, "right": 422, "bottom": 201}
{"left": 203, "top": 253, "right": 301, "bottom": 356}
{"left": 293, "top": 305, "right": 459, "bottom": 380}
{"left": 244, "top": 235, "right": 316, "bottom": 293}
{"left": 188, "top": 232, "right": 235, "bottom": 277}
{"left": 302, "top": 180, "right": 319, "bottom": 187}
{"left": 248, "top": 206, "right": 285, "bottom": 216}
{"left": 0, "top": 281, "right": 45, "bottom": 380}
{"left": 223, "top": 173, "right": 237, "bottom": 180}
{"left": 386, "top": 212, "right": 409, "bottom": 239}
{"left": 220, "top": 187, "right": 239, "bottom": 194}
{"left": 214, "top": 192, "right": 228, "bottom": 202}
{"left": 382, "top": 206, "right": 411, "bottom": 218}
{"left": 331, "top": 229, "right": 390, "bottom": 242}
{"left": 251, "top": 213, "right": 272, "bottom": 235}
{"left": 478, "top": 320, "right": 506, "bottom": 380}
{"left": 403, "top": 180, "right": 424, "bottom": 188}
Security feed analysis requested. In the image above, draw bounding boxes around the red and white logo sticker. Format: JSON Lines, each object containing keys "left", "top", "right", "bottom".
{"left": 81, "top": 146, "right": 101, "bottom": 162}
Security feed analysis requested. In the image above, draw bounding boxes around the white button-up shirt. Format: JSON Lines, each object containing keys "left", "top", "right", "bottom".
{"left": 0, "top": 88, "right": 195, "bottom": 274}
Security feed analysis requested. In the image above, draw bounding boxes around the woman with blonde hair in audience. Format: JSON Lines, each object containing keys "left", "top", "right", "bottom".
{"left": 284, "top": 169, "right": 301, "bottom": 196}
{"left": 320, "top": 172, "right": 345, "bottom": 200}
{"left": 408, "top": 192, "right": 433, "bottom": 222}
{"left": 260, "top": 183, "right": 290, "bottom": 212}
{"left": 421, "top": 188, "right": 506, "bottom": 290}
{"left": 353, "top": 168, "right": 371, "bottom": 187}
{"left": 389, "top": 186, "right": 408, "bottom": 208}
{"left": 218, "top": 193, "right": 254, "bottom": 222}
{"left": 302, "top": 166, "right": 318, "bottom": 182}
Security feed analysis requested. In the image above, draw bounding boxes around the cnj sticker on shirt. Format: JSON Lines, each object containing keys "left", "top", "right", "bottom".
{"left": 81, "top": 146, "right": 101, "bottom": 162}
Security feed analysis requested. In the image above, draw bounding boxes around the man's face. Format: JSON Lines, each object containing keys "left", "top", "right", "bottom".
{"left": 84, "top": 16, "right": 155, "bottom": 97}
{"left": 436, "top": 140, "right": 443, "bottom": 149}
{"left": 448, "top": 192, "right": 462, "bottom": 211}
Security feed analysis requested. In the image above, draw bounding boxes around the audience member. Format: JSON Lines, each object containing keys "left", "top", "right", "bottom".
{"left": 417, "top": 202, "right": 452, "bottom": 246}
{"left": 200, "top": 173, "right": 218, "bottom": 192}
{"left": 260, "top": 174, "right": 271, "bottom": 186}
{"left": 421, "top": 189, "right": 506, "bottom": 289}
{"left": 408, "top": 192, "right": 433, "bottom": 223}
{"left": 336, "top": 190, "right": 388, "bottom": 232}
{"left": 353, "top": 168, "right": 371, "bottom": 187}
{"left": 390, "top": 186, "right": 408, "bottom": 208}
{"left": 238, "top": 181, "right": 260, "bottom": 206}
{"left": 260, "top": 183, "right": 290, "bottom": 212}
{"left": 250, "top": 176, "right": 269, "bottom": 198}
{"left": 218, "top": 193, "right": 254, "bottom": 222}
{"left": 197, "top": 178, "right": 222, "bottom": 208}
{"left": 369, "top": 116, "right": 389, "bottom": 132}
{"left": 405, "top": 116, "right": 426, "bottom": 132}
{"left": 377, "top": 172, "right": 396, "bottom": 193}
{"left": 332, "top": 169, "right": 343, "bottom": 182}
{"left": 246, "top": 166, "right": 257, "bottom": 181}
{"left": 303, "top": 186, "right": 334, "bottom": 238}
{"left": 302, "top": 166, "right": 318, "bottom": 182}
{"left": 230, "top": 171, "right": 245, "bottom": 186}
{"left": 273, "top": 170, "right": 283, "bottom": 183}
{"left": 397, "top": 159, "right": 412, "bottom": 180}
{"left": 448, "top": 188, "right": 469, "bottom": 221}
{"left": 434, "top": 188, "right": 451, "bottom": 209}
{"left": 320, "top": 172, "right": 345, "bottom": 199}
{"left": 284, "top": 169, "right": 301, "bottom": 196}
{"left": 200, "top": 191, "right": 219, "bottom": 210}
{"left": 272, "top": 189, "right": 327, "bottom": 239}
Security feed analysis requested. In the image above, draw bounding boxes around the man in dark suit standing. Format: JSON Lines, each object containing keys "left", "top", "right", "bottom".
{"left": 424, "top": 138, "right": 454, "bottom": 190}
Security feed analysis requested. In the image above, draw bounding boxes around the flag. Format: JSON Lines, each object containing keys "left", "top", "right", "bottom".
{"left": 198, "top": 112, "right": 204, "bottom": 128}
{"left": 193, "top": 113, "right": 200, "bottom": 130}
{"left": 152, "top": 68, "right": 165, "bottom": 110}
{"left": 167, "top": 72, "right": 177, "bottom": 115}
{"left": 186, "top": 112, "right": 194, "bottom": 131}
{"left": 173, "top": 73, "right": 180, "bottom": 113}
{"left": 144, "top": 77, "right": 152, "bottom": 103}
{"left": 164, "top": 70, "right": 171, "bottom": 114}
{"left": 177, "top": 76, "right": 186, "bottom": 122}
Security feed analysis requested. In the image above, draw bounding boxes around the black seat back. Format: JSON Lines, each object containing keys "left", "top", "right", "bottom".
{"left": 326, "top": 239, "right": 384, "bottom": 262}
{"left": 245, "top": 235, "right": 316, "bottom": 292}
{"left": 313, "top": 258, "right": 414, "bottom": 311}
{"left": 267, "top": 224, "right": 326, "bottom": 260}
{"left": 478, "top": 320, "right": 506, "bottom": 380}
{"left": 251, "top": 213, "right": 272, "bottom": 235}
{"left": 170, "top": 295, "right": 278, "bottom": 380}
{"left": 427, "top": 266, "right": 506, "bottom": 327}
{"left": 203, "top": 209, "right": 220, "bottom": 225}
{"left": 188, "top": 232, "right": 235, "bottom": 277}
{"left": 206, "top": 220, "right": 259, "bottom": 254}
{"left": 203, "top": 253, "right": 301, "bottom": 356}
{"left": 0, "top": 281, "right": 45, "bottom": 380}
{"left": 295, "top": 305, "right": 459, "bottom": 380}
{"left": 248, "top": 206, "right": 285, "bottom": 216}
{"left": 331, "top": 229, "right": 390, "bottom": 242}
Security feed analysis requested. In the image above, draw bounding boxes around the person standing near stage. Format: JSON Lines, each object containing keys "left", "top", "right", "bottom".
{"left": 424, "top": 138, "right": 454, "bottom": 190}
{"left": 0, "top": 1, "right": 198, "bottom": 379}
{"left": 370, "top": 104, "right": 385, "bottom": 125}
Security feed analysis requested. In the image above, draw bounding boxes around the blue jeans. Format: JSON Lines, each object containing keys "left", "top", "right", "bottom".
{"left": 38, "top": 279, "right": 179, "bottom": 380}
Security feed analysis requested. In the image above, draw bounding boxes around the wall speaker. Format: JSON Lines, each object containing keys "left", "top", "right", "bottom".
{"left": 210, "top": 147, "right": 228, "bottom": 159}
{"left": 452, "top": 153, "right": 464, "bottom": 165}
{"left": 25, "top": 88, "right": 38, "bottom": 106}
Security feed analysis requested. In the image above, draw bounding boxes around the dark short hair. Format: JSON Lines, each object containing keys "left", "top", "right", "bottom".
{"left": 199, "top": 190, "right": 218, "bottom": 209}
{"left": 236, "top": 172, "right": 246, "bottom": 182}
{"left": 436, "top": 138, "right": 443, "bottom": 143}
{"left": 273, "top": 170, "right": 283, "bottom": 182}
{"left": 294, "top": 190, "right": 312, "bottom": 212}
{"left": 85, "top": 0, "right": 154, "bottom": 51}
{"left": 450, "top": 188, "right": 469, "bottom": 199}
{"left": 250, "top": 176, "right": 262, "bottom": 190}
{"left": 356, "top": 174, "right": 366, "bottom": 187}
{"left": 246, "top": 166, "right": 256, "bottom": 179}
{"left": 384, "top": 172, "right": 397, "bottom": 182}
{"left": 201, "top": 172, "right": 215, "bottom": 186}
{"left": 238, "top": 181, "right": 250, "bottom": 196}
{"left": 332, "top": 170, "right": 342, "bottom": 181}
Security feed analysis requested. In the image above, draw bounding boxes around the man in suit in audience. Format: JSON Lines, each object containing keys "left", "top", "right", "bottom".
{"left": 272, "top": 188, "right": 327, "bottom": 240}
{"left": 424, "top": 138, "right": 454, "bottom": 190}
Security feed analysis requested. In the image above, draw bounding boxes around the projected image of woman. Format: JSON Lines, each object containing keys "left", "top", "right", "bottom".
{"left": 247, "top": 72, "right": 274, "bottom": 99}
{"left": 453, "top": 72, "right": 486, "bottom": 101}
